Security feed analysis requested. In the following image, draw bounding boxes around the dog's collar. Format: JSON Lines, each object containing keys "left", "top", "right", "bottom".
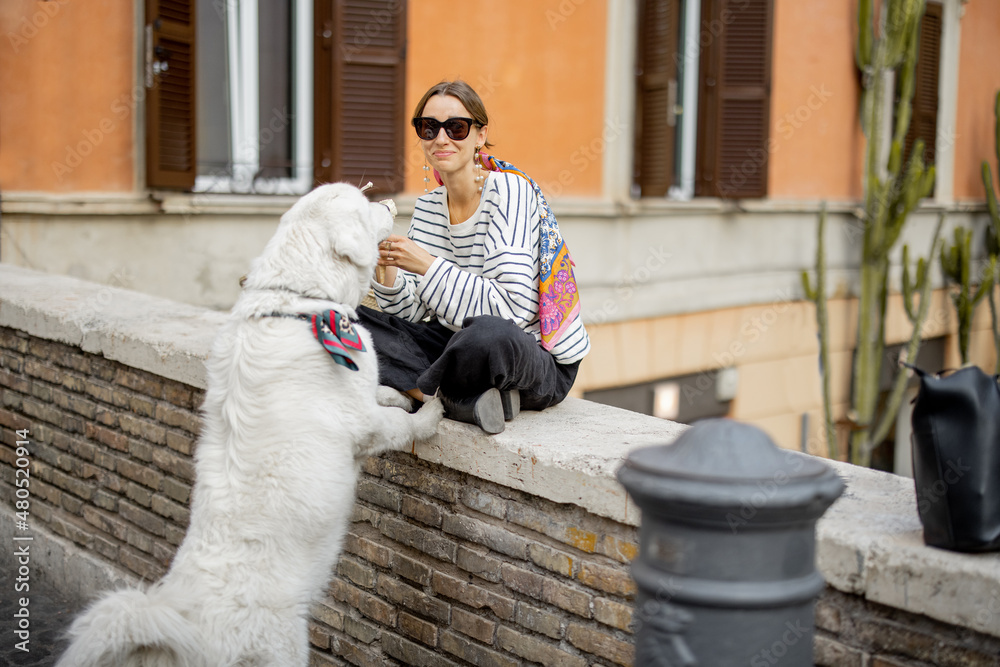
{"left": 261, "top": 309, "right": 366, "bottom": 371}
{"left": 261, "top": 312, "right": 311, "bottom": 321}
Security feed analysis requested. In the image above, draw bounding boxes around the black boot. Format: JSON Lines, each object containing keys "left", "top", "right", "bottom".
{"left": 500, "top": 389, "right": 520, "bottom": 421}
{"left": 441, "top": 388, "right": 505, "bottom": 434}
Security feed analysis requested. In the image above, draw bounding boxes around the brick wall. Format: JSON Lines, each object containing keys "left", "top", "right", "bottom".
{"left": 0, "top": 324, "right": 641, "bottom": 666}
{"left": 0, "top": 326, "right": 202, "bottom": 582}
{"left": 3, "top": 322, "right": 1000, "bottom": 667}
{"left": 815, "top": 588, "right": 1000, "bottom": 667}
{"left": 308, "top": 451, "right": 640, "bottom": 667}
{"left": 0, "top": 327, "right": 203, "bottom": 580}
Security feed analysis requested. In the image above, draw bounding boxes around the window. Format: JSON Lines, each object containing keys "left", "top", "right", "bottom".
{"left": 194, "top": 0, "right": 313, "bottom": 194}
{"left": 633, "top": 0, "right": 774, "bottom": 200}
{"left": 633, "top": 0, "right": 682, "bottom": 198}
{"left": 902, "top": 1, "right": 941, "bottom": 171}
{"left": 583, "top": 369, "right": 736, "bottom": 424}
{"left": 313, "top": 0, "right": 407, "bottom": 195}
{"left": 144, "top": 0, "right": 406, "bottom": 195}
{"left": 144, "top": 0, "right": 196, "bottom": 190}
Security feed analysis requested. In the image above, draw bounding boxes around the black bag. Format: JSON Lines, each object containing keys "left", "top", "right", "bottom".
{"left": 909, "top": 364, "right": 1000, "bottom": 552}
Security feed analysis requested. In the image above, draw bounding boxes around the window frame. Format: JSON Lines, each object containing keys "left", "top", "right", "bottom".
{"left": 632, "top": 0, "right": 774, "bottom": 201}
{"left": 193, "top": 0, "right": 314, "bottom": 195}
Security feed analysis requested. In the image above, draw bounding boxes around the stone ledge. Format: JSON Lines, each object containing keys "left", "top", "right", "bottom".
{"left": 0, "top": 264, "right": 224, "bottom": 389}
{"left": 421, "top": 398, "right": 686, "bottom": 528}
{"left": 819, "top": 460, "right": 1000, "bottom": 638}
{"left": 2, "top": 262, "right": 998, "bottom": 639}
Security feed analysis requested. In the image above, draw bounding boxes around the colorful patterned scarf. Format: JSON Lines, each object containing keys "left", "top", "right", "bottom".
{"left": 308, "top": 309, "right": 366, "bottom": 371}
{"left": 262, "top": 309, "right": 366, "bottom": 370}
{"left": 436, "top": 155, "right": 582, "bottom": 351}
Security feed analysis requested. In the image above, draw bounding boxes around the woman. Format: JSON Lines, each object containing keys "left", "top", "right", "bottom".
{"left": 358, "top": 80, "right": 590, "bottom": 434}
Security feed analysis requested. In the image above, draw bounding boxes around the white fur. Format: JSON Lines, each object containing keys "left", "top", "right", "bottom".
{"left": 57, "top": 183, "right": 443, "bottom": 667}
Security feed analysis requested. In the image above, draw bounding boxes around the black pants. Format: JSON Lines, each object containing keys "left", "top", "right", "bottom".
{"left": 357, "top": 307, "right": 579, "bottom": 410}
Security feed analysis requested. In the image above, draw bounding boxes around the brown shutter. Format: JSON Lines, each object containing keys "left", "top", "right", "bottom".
{"left": 145, "top": 0, "right": 196, "bottom": 190}
{"left": 315, "top": 0, "right": 406, "bottom": 195}
{"left": 315, "top": 0, "right": 336, "bottom": 185}
{"left": 634, "top": 0, "right": 681, "bottom": 197}
{"left": 696, "top": 0, "right": 773, "bottom": 199}
{"left": 904, "top": 2, "right": 941, "bottom": 166}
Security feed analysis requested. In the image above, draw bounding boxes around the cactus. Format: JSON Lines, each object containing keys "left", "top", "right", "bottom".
{"left": 870, "top": 215, "right": 943, "bottom": 447}
{"left": 940, "top": 227, "right": 994, "bottom": 365}
{"left": 982, "top": 90, "right": 1000, "bottom": 373}
{"left": 801, "top": 203, "right": 836, "bottom": 459}
{"left": 849, "top": 0, "right": 935, "bottom": 467}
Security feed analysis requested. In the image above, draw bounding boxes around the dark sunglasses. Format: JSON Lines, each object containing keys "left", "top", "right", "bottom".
{"left": 411, "top": 117, "right": 478, "bottom": 141}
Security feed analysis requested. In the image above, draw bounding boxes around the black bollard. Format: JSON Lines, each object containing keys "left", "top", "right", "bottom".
{"left": 617, "top": 419, "right": 844, "bottom": 666}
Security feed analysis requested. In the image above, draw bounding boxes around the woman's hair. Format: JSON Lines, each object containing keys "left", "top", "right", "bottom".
{"left": 412, "top": 80, "right": 494, "bottom": 148}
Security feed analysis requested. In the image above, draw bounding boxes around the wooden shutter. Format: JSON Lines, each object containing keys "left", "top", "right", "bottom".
{"left": 903, "top": 2, "right": 941, "bottom": 167}
{"left": 634, "top": 0, "right": 681, "bottom": 197}
{"left": 145, "top": 0, "right": 196, "bottom": 189}
{"left": 696, "top": 0, "right": 773, "bottom": 198}
{"left": 315, "top": 0, "right": 406, "bottom": 195}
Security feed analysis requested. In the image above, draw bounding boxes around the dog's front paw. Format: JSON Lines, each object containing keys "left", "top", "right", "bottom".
{"left": 377, "top": 385, "right": 416, "bottom": 411}
{"left": 412, "top": 397, "right": 444, "bottom": 441}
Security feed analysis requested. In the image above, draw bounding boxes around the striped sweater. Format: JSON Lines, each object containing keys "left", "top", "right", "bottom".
{"left": 373, "top": 171, "right": 590, "bottom": 364}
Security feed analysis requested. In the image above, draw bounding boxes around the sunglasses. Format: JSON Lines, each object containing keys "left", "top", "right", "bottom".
{"left": 411, "top": 117, "right": 478, "bottom": 141}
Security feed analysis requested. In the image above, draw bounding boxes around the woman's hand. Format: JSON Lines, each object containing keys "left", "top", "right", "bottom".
{"left": 378, "top": 235, "right": 435, "bottom": 280}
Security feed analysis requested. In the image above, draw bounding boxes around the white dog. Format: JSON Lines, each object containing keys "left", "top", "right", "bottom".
{"left": 56, "top": 183, "right": 443, "bottom": 667}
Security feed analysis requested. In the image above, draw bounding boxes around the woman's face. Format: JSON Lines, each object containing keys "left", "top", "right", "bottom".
{"left": 419, "top": 94, "right": 488, "bottom": 177}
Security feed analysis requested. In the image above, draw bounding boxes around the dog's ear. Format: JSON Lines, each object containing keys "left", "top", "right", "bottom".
{"left": 242, "top": 183, "right": 380, "bottom": 303}
{"left": 302, "top": 183, "right": 376, "bottom": 269}
{"left": 328, "top": 214, "right": 373, "bottom": 268}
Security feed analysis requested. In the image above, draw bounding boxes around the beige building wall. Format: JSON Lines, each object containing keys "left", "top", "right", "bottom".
{"left": 574, "top": 288, "right": 999, "bottom": 456}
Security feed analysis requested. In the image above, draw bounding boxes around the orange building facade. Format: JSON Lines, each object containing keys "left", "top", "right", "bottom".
{"left": 3, "top": 0, "right": 1000, "bottom": 462}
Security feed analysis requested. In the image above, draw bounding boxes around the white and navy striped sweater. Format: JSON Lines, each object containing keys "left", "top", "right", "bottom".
{"left": 373, "top": 171, "right": 590, "bottom": 364}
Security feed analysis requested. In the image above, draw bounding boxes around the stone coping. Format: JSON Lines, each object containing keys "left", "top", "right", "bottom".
{"left": 3, "top": 190, "right": 988, "bottom": 219}
{"left": 2, "top": 262, "right": 998, "bottom": 638}
{"left": 0, "top": 263, "right": 225, "bottom": 389}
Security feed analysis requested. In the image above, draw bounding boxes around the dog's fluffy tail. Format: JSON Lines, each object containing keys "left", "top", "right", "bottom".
{"left": 56, "top": 587, "right": 208, "bottom": 667}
